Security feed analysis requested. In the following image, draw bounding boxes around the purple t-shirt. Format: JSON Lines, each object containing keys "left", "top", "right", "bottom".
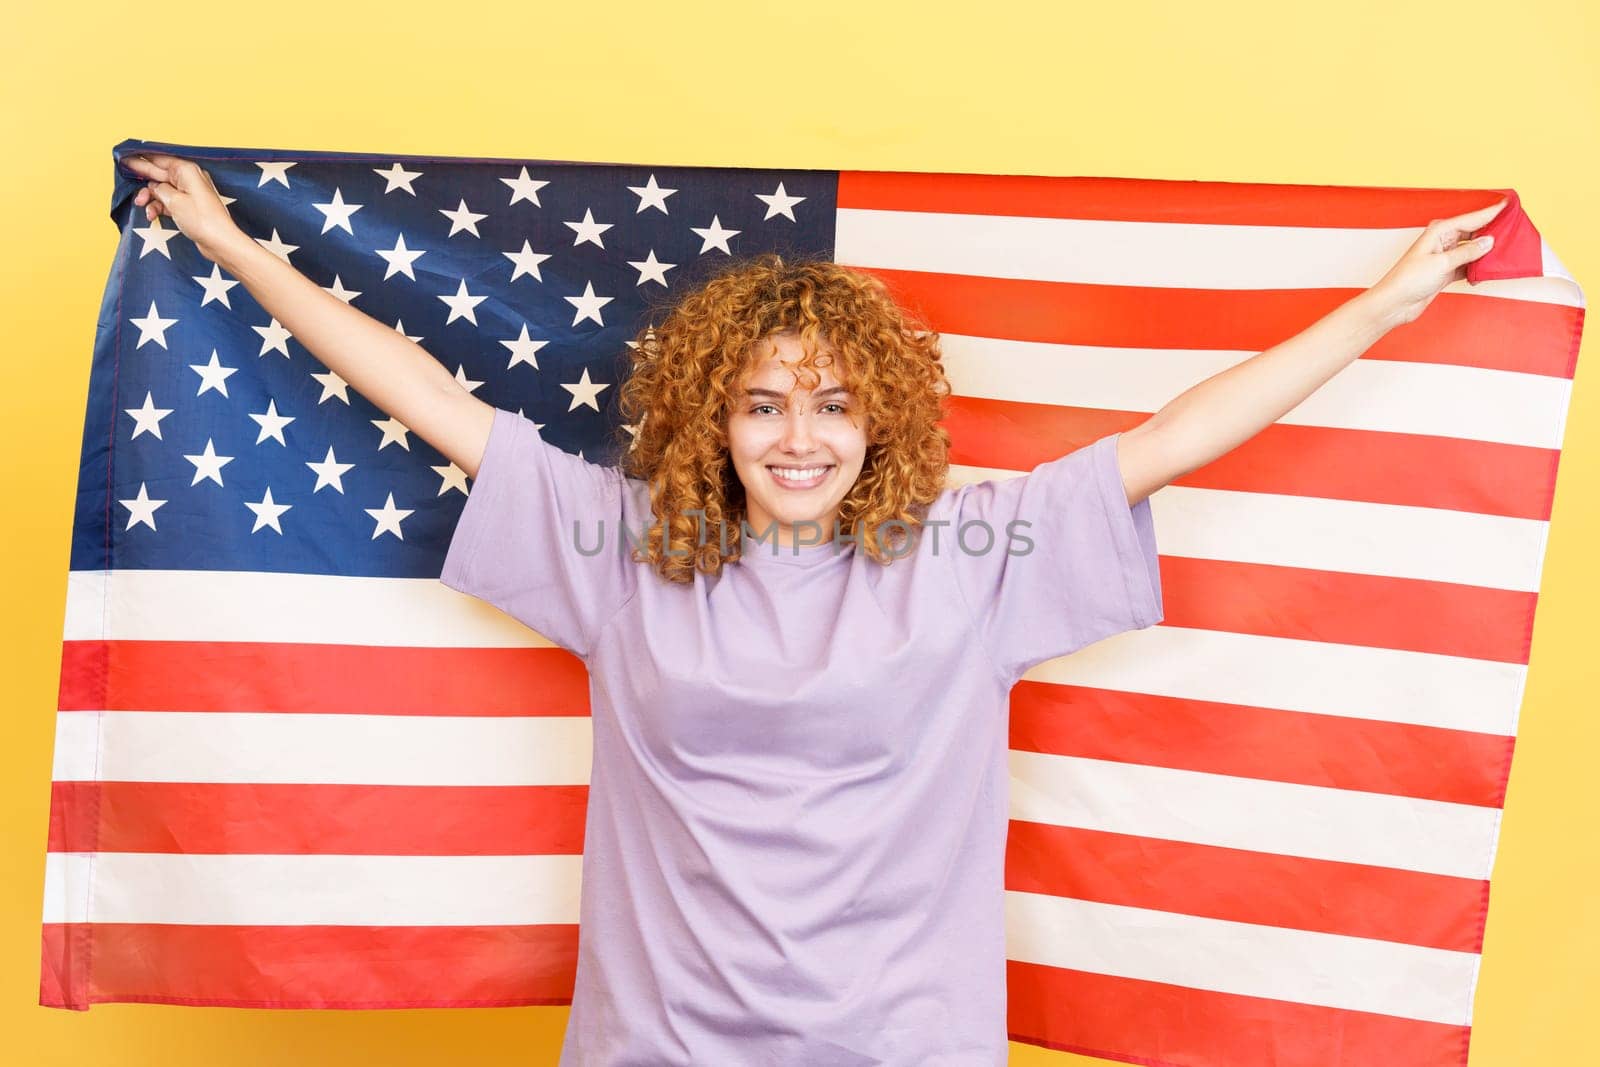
{"left": 440, "top": 407, "right": 1163, "bottom": 1066}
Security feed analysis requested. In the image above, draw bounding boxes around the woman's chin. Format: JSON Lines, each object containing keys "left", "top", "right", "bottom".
{"left": 749, "top": 502, "right": 837, "bottom": 535}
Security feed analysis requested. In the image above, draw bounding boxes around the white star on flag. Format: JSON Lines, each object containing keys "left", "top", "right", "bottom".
{"left": 501, "top": 167, "right": 550, "bottom": 206}
{"left": 628, "top": 249, "right": 676, "bottom": 287}
{"left": 439, "top": 279, "right": 488, "bottom": 325}
{"left": 372, "top": 162, "right": 420, "bottom": 194}
{"left": 183, "top": 440, "right": 234, "bottom": 487}
{"left": 371, "top": 416, "right": 412, "bottom": 451}
{"left": 504, "top": 240, "right": 552, "bottom": 282}
{"left": 561, "top": 367, "right": 610, "bottom": 412}
{"left": 192, "top": 264, "right": 239, "bottom": 308}
{"left": 245, "top": 486, "right": 291, "bottom": 534}
{"left": 311, "top": 369, "right": 352, "bottom": 405}
{"left": 128, "top": 301, "right": 177, "bottom": 349}
{"left": 376, "top": 234, "right": 426, "bottom": 280}
{"left": 440, "top": 199, "right": 488, "bottom": 238}
{"left": 306, "top": 447, "right": 354, "bottom": 493}
{"left": 313, "top": 188, "right": 364, "bottom": 235}
{"left": 431, "top": 462, "right": 470, "bottom": 497}
{"left": 189, "top": 350, "right": 238, "bottom": 397}
{"left": 133, "top": 217, "right": 182, "bottom": 259}
{"left": 628, "top": 174, "right": 677, "bottom": 214}
{"left": 365, "top": 493, "right": 413, "bottom": 540}
{"left": 564, "top": 281, "right": 613, "bottom": 327}
{"left": 500, "top": 325, "right": 549, "bottom": 370}
{"left": 255, "top": 161, "right": 296, "bottom": 188}
{"left": 124, "top": 391, "right": 173, "bottom": 440}
{"left": 691, "top": 214, "right": 740, "bottom": 254}
{"left": 756, "top": 181, "right": 806, "bottom": 221}
{"left": 249, "top": 399, "right": 294, "bottom": 445}
{"left": 565, "top": 208, "right": 614, "bottom": 249}
{"left": 322, "top": 275, "right": 361, "bottom": 304}
{"left": 118, "top": 482, "right": 166, "bottom": 531}
{"left": 255, "top": 228, "right": 300, "bottom": 263}
{"left": 253, "top": 318, "right": 294, "bottom": 358}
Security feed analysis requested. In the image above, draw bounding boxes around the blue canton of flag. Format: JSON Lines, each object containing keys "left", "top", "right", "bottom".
{"left": 78, "top": 137, "right": 837, "bottom": 579}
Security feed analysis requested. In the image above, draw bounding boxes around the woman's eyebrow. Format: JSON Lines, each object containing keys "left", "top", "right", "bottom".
{"left": 742, "top": 386, "right": 852, "bottom": 399}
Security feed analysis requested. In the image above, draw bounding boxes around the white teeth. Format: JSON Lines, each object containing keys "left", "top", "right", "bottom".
{"left": 770, "top": 466, "right": 829, "bottom": 482}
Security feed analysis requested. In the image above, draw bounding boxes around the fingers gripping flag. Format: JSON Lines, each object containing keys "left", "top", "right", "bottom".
{"left": 42, "top": 137, "right": 1584, "bottom": 1067}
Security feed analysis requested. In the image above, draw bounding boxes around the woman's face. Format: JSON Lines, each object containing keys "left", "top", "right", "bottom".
{"left": 727, "top": 331, "right": 868, "bottom": 550}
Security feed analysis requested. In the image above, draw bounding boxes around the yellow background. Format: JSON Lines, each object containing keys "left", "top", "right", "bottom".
{"left": 4, "top": 1, "right": 1595, "bottom": 1063}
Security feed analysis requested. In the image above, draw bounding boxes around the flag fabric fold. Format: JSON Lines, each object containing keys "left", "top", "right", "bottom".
{"left": 42, "top": 137, "right": 1584, "bottom": 1067}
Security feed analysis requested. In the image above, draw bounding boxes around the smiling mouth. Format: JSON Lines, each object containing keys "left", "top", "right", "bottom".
{"left": 767, "top": 464, "right": 834, "bottom": 490}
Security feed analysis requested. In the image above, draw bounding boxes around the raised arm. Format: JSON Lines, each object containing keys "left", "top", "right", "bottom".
{"left": 1116, "top": 198, "right": 1508, "bottom": 507}
{"left": 122, "top": 152, "right": 495, "bottom": 479}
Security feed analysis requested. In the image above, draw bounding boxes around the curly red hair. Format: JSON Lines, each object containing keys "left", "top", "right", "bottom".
{"left": 612, "top": 251, "right": 954, "bottom": 583}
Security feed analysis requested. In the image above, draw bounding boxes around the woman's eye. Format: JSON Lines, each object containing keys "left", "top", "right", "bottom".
{"left": 748, "top": 402, "right": 846, "bottom": 415}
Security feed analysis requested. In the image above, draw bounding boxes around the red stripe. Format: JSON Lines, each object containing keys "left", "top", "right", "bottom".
{"left": 48, "top": 780, "right": 590, "bottom": 854}
{"left": 945, "top": 393, "right": 1561, "bottom": 523}
{"left": 1006, "top": 961, "right": 1468, "bottom": 1067}
{"left": 839, "top": 169, "right": 1511, "bottom": 229}
{"left": 1105, "top": 548, "right": 1529, "bottom": 666}
{"left": 862, "top": 265, "right": 1579, "bottom": 379}
{"left": 1012, "top": 682, "right": 1512, "bottom": 809}
{"left": 1006, "top": 823, "right": 1486, "bottom": 954}
{"left": 40, "top": 922, "right": 576, "bottom": 1011}
{"left": 1174, "top": 553, "right": 1533, "bottom": 667}
{"left": 58, "top": 640, "right": 592, "bottom": 715}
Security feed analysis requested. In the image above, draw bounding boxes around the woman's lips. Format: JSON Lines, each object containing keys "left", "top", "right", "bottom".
{"left": 767, "top": 465, "right": 833, "bottom": 490}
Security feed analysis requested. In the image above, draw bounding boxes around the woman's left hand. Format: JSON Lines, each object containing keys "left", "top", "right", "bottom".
{"left": 1368, "top": 198, "right": 1509, "bottom": 327}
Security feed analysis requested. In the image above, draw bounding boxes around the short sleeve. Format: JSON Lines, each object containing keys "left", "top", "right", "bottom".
{"left": 943, "top": 431, "right": 1164, "bottom": 684}
{"left": 439, "top": 407, "right": 637, "bottom": 658}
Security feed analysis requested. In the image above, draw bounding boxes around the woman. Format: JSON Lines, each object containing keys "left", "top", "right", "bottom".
{"left": 122, "top": 151, "right": 1504, "bottom": 1066}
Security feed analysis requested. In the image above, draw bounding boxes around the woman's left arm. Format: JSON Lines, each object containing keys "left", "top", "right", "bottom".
{"left": 1116, "top": 197, "right": 1510, "bottom": 506}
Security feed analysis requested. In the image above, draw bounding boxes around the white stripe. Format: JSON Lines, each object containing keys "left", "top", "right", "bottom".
{"left": 1540, "top": 236, "right": 1583, "bottom": 302}
{"left": 63, "top": 569, "right": 559, "bottom": 646}
{"left": 835, "top": 206, "right": 1583, "bottom": 307}
{"left": 51, "top": 711, "right": 593, "bottom": 785}
{"left": 1025, "top": 624, "right": 1523, "bottom": 736}
{"left": 1010, "top": 750, "right": 1497, "bottom": 878}
{"left": 41, "top": 852, "right": 582, "bottom": 925}
{"left": 939, "top": 332, "right": 1574, "bottom": 449}
{"left": 947, "top": 468, "right": 1549, "bottom": 593}
{"left": 1005, "top": 890, "right": 1477, "bottom": 1025}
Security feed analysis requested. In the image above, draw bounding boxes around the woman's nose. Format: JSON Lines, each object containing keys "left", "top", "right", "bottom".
{"left": 780, "top": 411, "right": 817, "bottom": 452}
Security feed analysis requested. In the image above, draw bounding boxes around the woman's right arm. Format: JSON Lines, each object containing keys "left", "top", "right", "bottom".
{"left": 213, "top": 232, "right": 495, "bottom": 479}
{"left": 123, "top": 152, "right": 494, "bottom": 479}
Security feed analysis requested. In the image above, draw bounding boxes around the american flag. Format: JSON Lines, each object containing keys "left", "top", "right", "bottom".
{"left": 42, "top": 137, "right": 1583, "bottom": 1067}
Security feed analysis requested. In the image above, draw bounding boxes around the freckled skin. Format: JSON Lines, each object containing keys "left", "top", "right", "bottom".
{"left": 726, "top": 332, "right": 869, "bottom": 550}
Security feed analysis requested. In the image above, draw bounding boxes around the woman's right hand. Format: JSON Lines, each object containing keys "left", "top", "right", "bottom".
{"left": 123, "top": 153, "right": 243, "bottom": 264}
